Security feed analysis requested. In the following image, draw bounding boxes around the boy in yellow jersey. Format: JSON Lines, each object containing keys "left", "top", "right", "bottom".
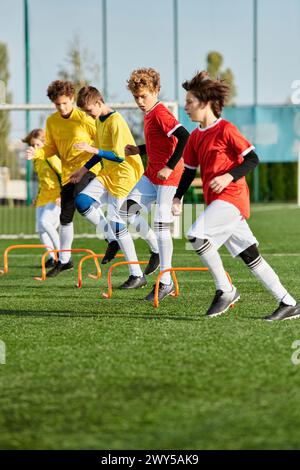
{"left": 22, "top": 128, "right": 61, "bottom": 268}
{"left": 69, "top": 86, "right": 160, "bottom": 287}
{"left": 26, "top": 80, "right": 116, "bottom": 277}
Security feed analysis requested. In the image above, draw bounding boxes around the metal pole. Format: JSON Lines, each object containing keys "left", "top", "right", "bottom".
{"left": 253, "top": 0, "right": 259, "bottom": 202}
{"left": 173, "top": 0, "right": 179, "bottom": 103}
{"left": 102, "top": 0, "right": 108, "bottom": 97}
{"left": 24, "top": 0, "right": 31, "bottom": 205}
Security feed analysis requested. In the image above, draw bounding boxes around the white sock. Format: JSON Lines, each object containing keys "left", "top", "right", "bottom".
{"left": 115, "top": 224, "right": 143, "bottom": 277}
{"left": 59, "top": 222, "right": 74, "bottom": 263}
{"left": 248, "top": 255, "right": 296, "bottom": 306}
{"left": 40, "top": 220, "right": 60, "bottom": 252}
{"left": 84, "top": 205, "right": 116, "bottom": 242}
{"left": 192, "top": 238, "right": 232, "bottom": 292}
{"left": 128, "top": 213, "right": 159, "bottom": 253}
{"left": 39, "top": 232, "right": 56, "bottom": 259}
{"left": 154, "top": 222, "right": 173, "bottom": 285}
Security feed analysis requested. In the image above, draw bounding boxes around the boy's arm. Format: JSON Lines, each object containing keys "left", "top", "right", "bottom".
{"left": 174, "top": 166, "right": 197, "bottom": 200}
{"left": 228, "top": 150, "right": 259, "bottom": 181}
{"left": 165, "top": 126, "right": 190, "bottom": 170}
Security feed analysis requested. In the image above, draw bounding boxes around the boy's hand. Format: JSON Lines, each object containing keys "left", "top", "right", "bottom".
{"left": 26, "top": 146, "right": 36, "bottom": 160}
{"left": 172, "top": 197, "right": 182, "bottom": 216}
{"left": 209, "top": 173, "right": 233, "bottom": 194}
{"left": 69, "top": 167, "right": 88, "bottom": 184}
{"left": 157, "top": 166, "right": 173, "bottom": 181}
{"left": 125, "top": 145, "right": 139, "bottom": 156}
{"left": 55, "top": 197, "right": 61, "bottom": 207}
{"left": 73, "top": 142, "right": 98, "bottom": 154}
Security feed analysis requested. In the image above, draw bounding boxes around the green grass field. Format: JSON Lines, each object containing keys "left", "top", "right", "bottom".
{"left": 1, "top": 204, "right": 300, "bottom": 450}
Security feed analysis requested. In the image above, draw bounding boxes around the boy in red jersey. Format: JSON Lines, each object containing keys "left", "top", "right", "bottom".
{"left": 125, "top": 68, "right": 189, "bottom": 300}
{"left": 173, "top": 71, "right": 299, "bottom": 321}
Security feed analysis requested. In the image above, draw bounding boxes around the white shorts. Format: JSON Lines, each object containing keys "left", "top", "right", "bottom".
{"left": 127, "top": 175, "right": 176, "bottom": 223}
{"left": 79, "top": 178, "right": 126, "bottom": 223}
{"left": 36, "top": 203, "right": 61, "bottom": 233}
{"left": 187, "top": 200, "right": 258, "bottom": 257}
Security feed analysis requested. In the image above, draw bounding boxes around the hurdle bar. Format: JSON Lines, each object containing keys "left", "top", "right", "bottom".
{"left": 153, "top": 267, "right": 232, "bottom": 308}
{"left": 77, "top": 253, "right": 124, "bottom": 288}
{"left": 101, "top": 260, "right": 178, "bottom": 299}
{"left": 34, "top": 249, "right": 101, "bottom": 281}
{"left": 0, "top": 244, "right": 58, "bottom": 275}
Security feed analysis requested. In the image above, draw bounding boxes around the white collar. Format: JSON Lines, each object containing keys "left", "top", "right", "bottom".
{"left": 197, "top": 117, "right": 222, "bottom": 132}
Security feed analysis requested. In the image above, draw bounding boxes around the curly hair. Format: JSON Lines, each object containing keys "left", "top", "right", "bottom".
{"left": 77, "top": 86, "right": 104, "bottom": 108}
{"left": 127, "top": 68, "right": 161, "bottom": 94}
{"left": 182, "top": 71, "right": 230, "bottom": 117}
{"left": 47, "top": 80, "right": 75, "bottom": 102}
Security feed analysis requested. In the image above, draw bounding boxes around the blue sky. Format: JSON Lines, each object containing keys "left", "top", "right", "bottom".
{"left": 1, "top": 0, "right": 300, "bottom": 137}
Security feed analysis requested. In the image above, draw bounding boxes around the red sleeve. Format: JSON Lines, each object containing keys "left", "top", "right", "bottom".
{"left": 155, "top": 105, "right": 181, "bottom": 137}
{"left": 224, "top": 122, "right": 255, "bottom": 157}
{"left": 182, "top": 133, "right": 199, "bottom": 169}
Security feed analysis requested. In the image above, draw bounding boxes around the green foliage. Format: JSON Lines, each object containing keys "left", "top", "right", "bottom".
{"left": 58, "top": 34, "right": 100, "bottom": 95}
{"left": 206, "top": 51, "right": 237, "bottom": 105}
{"left": 0, "top": 42, "right": 15, "bottom": 172}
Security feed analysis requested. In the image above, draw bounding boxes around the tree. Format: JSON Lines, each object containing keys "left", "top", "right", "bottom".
{"left": 0, "top": 42, "right": 16, "bottom": 176}
{"left": 58, "top": 34, "right": 100, "bottom": 94}
{"left": 206, "top": 51, "right": 237, "bottom": 105}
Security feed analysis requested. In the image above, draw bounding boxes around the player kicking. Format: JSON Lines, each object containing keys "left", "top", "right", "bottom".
{"left": 69, "top": 85, "right": 159, "bottom": 287}
{"left": 173, "top": 70, "right": 299, "bottom": 321}
{"left": 125, "top": 68, "right": 190, "bottom": 300}
{"left": 22, "top": 128, "right": 61, "bottom": 268}
{"left": 26, "top": 80, "right": 118, "bottom": 277}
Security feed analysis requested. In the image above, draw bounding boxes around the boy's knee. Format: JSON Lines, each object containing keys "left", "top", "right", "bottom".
{"left": 239, "top": 244, "right": 260, "bottom": 266}
{"left": 120, "top": 199, "right": 141, "bottom": 217}
{"left": 75, "top": 193, "right": 95, "bottom": 214}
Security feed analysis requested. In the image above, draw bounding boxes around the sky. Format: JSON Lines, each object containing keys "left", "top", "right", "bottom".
{"left": 1, "top": 0, "right": 300, "bottom": 138}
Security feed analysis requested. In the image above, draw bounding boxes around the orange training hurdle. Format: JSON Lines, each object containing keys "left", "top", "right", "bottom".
{"left": 77, "top": 253, "right": 124, "bottom": 288}
{"left": 102, "top": 260, "right": 178, "bottom": 300}
{"left": 153, "top": 267, "right": 232, "bottom": 308}
{"left": 34, "top": 248, "right": 101, "bottom": 281}
{"left": 0, "top": 244, "right": 58, "bottom": 275}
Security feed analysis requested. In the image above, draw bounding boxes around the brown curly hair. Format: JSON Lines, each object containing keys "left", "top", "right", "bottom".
{"left": 127, "top": 68, "right": 161, "bottom": 94}
{"left": 182, "top": 71, "right": 230, "bottom": 117}
{"left": 47, "top": 80, "right": 75, "bottom": 102}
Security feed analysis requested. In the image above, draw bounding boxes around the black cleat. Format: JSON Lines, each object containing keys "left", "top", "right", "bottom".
{"left": 46, "top": 260, "right": 74, "bottom": 278}
{"left": 264, "top": 302, "right": 300, "bottom": 321}
{"left": 206, "top": 287, "right": 240, "bottom": 317}
{"left": 119, "top": 274, "right": 147, "bottom": 289}
{"left": 45, "top": 258, "right": 56, "bottom": 269}
{"left": 101, "top": 241, "right": 120, "bottom": 265}
{"left": 145, "top": 281, "right": 174, "bottom": 302}
{"left": 144, "top": 251, "right": 160, "bottom": 275}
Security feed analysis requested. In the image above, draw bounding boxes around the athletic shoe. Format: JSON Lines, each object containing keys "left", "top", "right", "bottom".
{"left": 101, "top": 241, "right": 120, "bottom": 265}
{"left": 206, "top": 287, "right": 240, "bottom": 317}
{"left": 46, "top": 260, "right": 74, "bottom": 278}
{"left": 144, "top": 251, "right": 160, "bottom": 275}
{"left": 119, "top": 274, "right": 147, "bottom": 289}
{"left": 264, "top": 303, "right": 300, "bottom": 321}
{"left": 45, "top": 258, "right": 56, "bottom": 269}
{"left": 144, "top": 281, "right": 174, "bottom": 302}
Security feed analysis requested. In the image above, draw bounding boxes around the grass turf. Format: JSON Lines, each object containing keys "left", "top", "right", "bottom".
{"left": 1, "top": 204, "right": 300, "bottom": 450}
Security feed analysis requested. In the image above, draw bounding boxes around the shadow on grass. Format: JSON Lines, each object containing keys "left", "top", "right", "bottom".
{"left": 0, "top": 308, "right": 203, "bottom": 322}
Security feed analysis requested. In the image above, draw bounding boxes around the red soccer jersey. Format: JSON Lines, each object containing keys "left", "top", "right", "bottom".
{"left": 183, "top": 118, "right": 255, "bottom": 219}
{"left": 143, "top": 102, "right": 184, "bottom": 186}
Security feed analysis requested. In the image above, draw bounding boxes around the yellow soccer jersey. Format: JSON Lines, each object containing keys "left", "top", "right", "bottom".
{"left": 33, "top": 154, "right": 62, "bottom": 207}
{"left": 36, "top": 107, "right": 101, "bottom": 186}
{"left": 95, "top": 112, "right": 144, "bottom": 198}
